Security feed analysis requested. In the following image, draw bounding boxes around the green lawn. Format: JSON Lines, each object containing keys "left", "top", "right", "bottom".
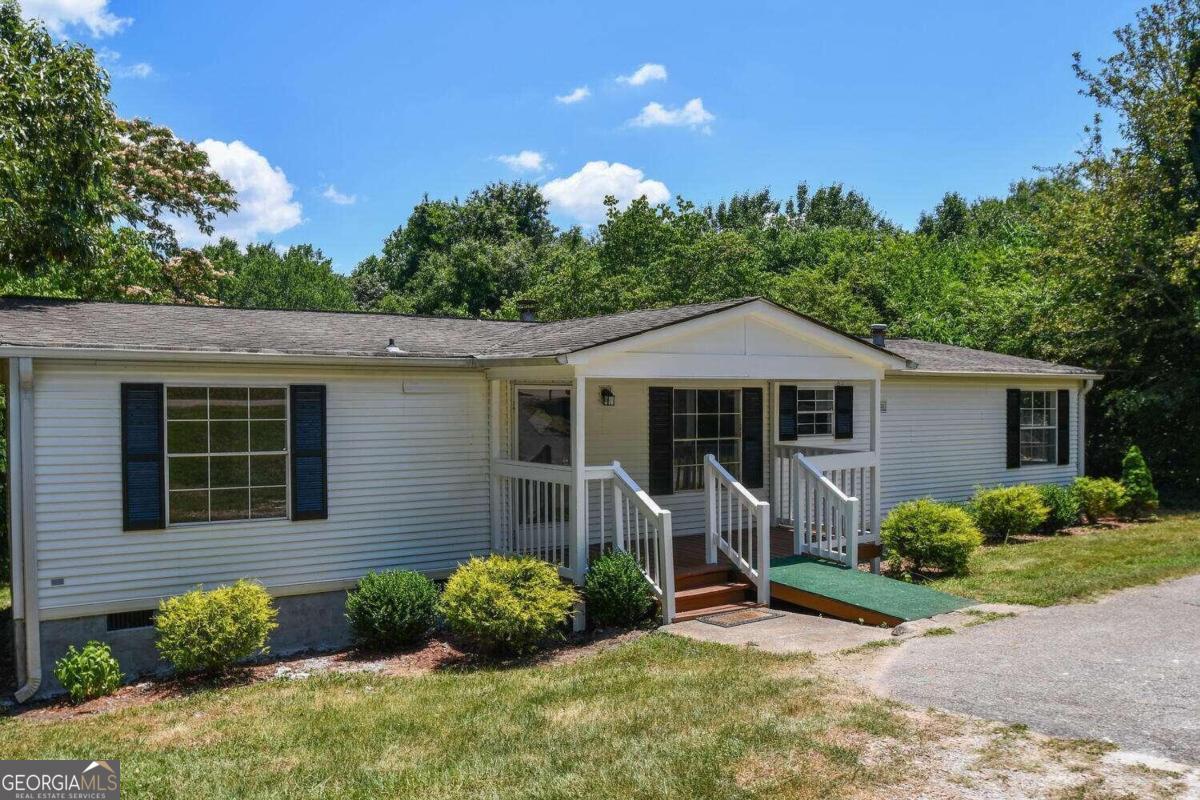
{"left": 931, "top": 511, "right": 1200, "bottom": 606}
{"left": 0, "top": 635, "right": 910, "bottom": 800}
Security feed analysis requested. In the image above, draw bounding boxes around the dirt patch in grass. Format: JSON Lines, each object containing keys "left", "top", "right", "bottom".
{"left": 8, "top": 627, "right": 649, "bottom": 724}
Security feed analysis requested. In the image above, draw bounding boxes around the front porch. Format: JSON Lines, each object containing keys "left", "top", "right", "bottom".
{"left": 480, "top": 300, "right": 905, "bottom": 623}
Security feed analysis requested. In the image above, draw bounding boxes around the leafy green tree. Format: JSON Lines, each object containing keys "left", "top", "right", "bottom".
{"left": 209, "top": 240, "right": 355, "bottom": 311}
{"left": 0, "top": 3, "right": 236, "bottom": 300}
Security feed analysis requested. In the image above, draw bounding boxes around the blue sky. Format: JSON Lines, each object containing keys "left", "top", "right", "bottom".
{"left": 28, "top": 0, "right": 1144, "bottom": 271}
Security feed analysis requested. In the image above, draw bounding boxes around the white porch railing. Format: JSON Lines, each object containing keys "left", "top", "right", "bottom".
{"left": 493, "top": 459, "right": 675, "bottom": 623}
{"left": 703, "top": 454, "right": 770, "bottom": 603}
{"left": 585, "top": 462, "right": 675, "bottom": 623}
{"left": 771, "top": 444, "right": 879, "bottom": 544}
{"left": 492, "top": 459, "right": 574, "bottom": 575}
{"left": 785, "top": 450, "right": 861, "bottom": 567}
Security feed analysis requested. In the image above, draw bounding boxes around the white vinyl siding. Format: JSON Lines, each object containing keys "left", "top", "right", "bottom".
{"left": 879, "top": 377, "right": 1081, "bottom": 517}
{"left": 31, "top": 360, "right": 491, "bottom": 618}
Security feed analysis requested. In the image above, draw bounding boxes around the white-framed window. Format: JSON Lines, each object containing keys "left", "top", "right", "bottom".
{"left": 165, "top": 386, "right": 289, "bottom": 525}
{"left": 513, "top": 386, "right": 572, "bottom": 466}
{"left": 796, "top": 387, "right": 834, "bottom": 436}
{"left": 1020, "top": 390, "right": 1057, "bottom": 465}
{"left": 673, "top": 388, "right": 740, "bottom": 491}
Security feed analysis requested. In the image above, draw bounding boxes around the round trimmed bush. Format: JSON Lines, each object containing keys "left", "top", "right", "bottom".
{"left": 439, "top": 555, "right": 578, "bottom": 655}
{"left": 53, "top": 641, "right": 122, "bottom": 704}
{"left": 1038, "top": 483, "right": 1080, "bottom": 533}
{"left": 346, "top": 569, "right": 438, "bottom": 649}
{"left": 970, "top": 484, "right": 1049, "bottom": 543}
{"left": 881, "top": 498, "right": 982, "bottom": 576}
{"left": 585, "top": 550, "right": 655, "bottom": 628}
{"left": 1119, "top": 445, "right": 1159, "bottom": 519}
{"left": 155, "top": 580, "right": 278, "bottom": 675}
{"left": 1072, "top": 476, "right": 1127, "bottom": 524}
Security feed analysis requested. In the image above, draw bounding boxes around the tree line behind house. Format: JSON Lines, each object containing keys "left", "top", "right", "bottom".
{"left": 3, "top": 1, "right": 1200, "bottom": 499}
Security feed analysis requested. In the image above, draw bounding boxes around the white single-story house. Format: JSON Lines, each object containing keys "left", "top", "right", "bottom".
{"left": 2, "top": 296, "right": 1100, "bottom": 699}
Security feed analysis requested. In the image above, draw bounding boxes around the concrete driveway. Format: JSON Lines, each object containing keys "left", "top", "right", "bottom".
{"left": 876, "top": 575, "right": 1200, "bottom": 765}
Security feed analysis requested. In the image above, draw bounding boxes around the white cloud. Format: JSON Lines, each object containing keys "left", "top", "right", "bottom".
{"left": 555, "top": 86, "right": 590, "bottom": 105}
{"left": 322, "top": 184, "right": 357, "bottom": 206}
{"left": 541, "top": 161, "right": 670, "bottom": 226}
{"left": 616, "top": 63, "right": 667, "bottom": 86}
{"left": 96, "top": 49, "right": 152, "bottom": 78}
{"left": 497, "top": 150, "right": 547, "bottom": 173}
{"left": 22, "top": 0, "right": 130, "bottom": 37}
{"left": 175, "top": 140, "right": 303, "bottom": 245}
{"left": 630, "top": 98, "right": 715, "bottom": 132}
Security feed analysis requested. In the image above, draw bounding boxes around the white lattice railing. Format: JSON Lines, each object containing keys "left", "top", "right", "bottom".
{"left": 787, "top": 451, "right": 861, "bottom": 567}
{"left": 704, "top": 454, "right": 770, "bottom": 603}
{"left": 771, "top": 445, "right": 878, "bottom": 544}
{"left": 492, "top": 459, "right": 573, "bottom": 575}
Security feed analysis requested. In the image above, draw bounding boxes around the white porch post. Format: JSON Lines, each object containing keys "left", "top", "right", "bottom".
{"left": 571, "top": 375, "right": 587, "bottom": 584}
{"left": 871, "top": 377, "right": 883, "bottom": 574}
{"left": 488, "top": 379, "right": 502, "bottom": 554}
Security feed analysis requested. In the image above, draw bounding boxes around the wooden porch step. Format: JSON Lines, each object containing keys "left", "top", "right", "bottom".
{"left": 674, "top": 580, "right": 754, "bottom": 613}
{"left": 674, "top": 564, "right": 738, "bottom": 590}
{"left": 671, "top": 600, "right": 763, "bottom": 623}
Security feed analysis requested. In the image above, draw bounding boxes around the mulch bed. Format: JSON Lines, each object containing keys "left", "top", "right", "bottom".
{"left": 6, "top": 627, "right": 650, "bottom": 724}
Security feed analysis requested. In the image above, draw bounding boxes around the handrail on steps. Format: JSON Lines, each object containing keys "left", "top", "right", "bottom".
{"left": 606, "top": 460, "right": 675, "bottom": 623}
{"left": 790, "top": 451, "right": 860, "bottom": 567}
{"left": 703, "top": 454, "right": 771, "bottom": 604}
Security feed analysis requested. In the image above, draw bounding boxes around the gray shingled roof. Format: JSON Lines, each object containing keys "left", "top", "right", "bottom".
{"left": 0, "top": 296, "right": 1098, "bottom": 376}
{"left": 878, "top": 338, "right": 1098, "bottom": 376}
{"left": 0, "top": 296, "right": 755, "bottom": 360}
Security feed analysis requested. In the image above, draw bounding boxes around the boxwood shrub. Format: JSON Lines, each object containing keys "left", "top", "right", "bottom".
{"left": 1038, "top": 483, "right": 1080, "bottom": 532}
{"left": 155, "top": 580, "right": 278, "bottom": 675}
{"left": 53, "top": 641, "right": 122, "bottom": 704}
{"left": 1072, "top": 476, "right": 1127, "bottom": 524}
{"left": 881, "top": 498, "right": 982, "bottom": 576}
{"left": 439, "top": 555, "right": 578, "bottom": 655}
{"left": 345, "top": 569, "right": 439, "bottom": 649}
{"left": 585, "top": 550, "right": 655, "bottom": 628}
{"left": 970, "top": 484, "right": 1049, "bottom": 543}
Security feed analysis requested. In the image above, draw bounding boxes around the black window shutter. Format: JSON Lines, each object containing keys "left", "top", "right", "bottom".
{"left": 834, "top": 385, "right": 854, "bottom": 440}
{"left": 1006, "top": 389, "right": 1021, "bottom": 469}
{"left": 1057, "top": 389, "right": 1070, "bottom": 466}
{"left": 122, "top": 383, "right": 165, "bottom": 531}
{"left": 648, "top": 387, "right": 673, "bottom": 495}
{"left": 778, "top": 384, "right": 797, "bottom": 441}
{"left": 290, "top": 385, "right": 328, "bottom": 520}
{"left": 741, "top": 388, "right": 763, "bottom": 489}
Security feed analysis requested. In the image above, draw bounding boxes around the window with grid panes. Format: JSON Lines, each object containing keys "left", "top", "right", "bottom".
{"left": 672, "top": 388, "right": 740, "bottom": 491}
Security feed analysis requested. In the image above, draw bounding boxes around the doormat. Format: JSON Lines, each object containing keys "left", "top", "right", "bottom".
{"left": 698, "top": 608, "right": 783, "bottom": 627}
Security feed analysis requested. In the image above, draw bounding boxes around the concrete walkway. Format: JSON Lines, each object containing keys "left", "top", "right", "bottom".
{"left": 876, "top": 575, "right": 1200, "bottom": 765}
{"left": 664, "top": 609, "right": 893, "bottom": 655}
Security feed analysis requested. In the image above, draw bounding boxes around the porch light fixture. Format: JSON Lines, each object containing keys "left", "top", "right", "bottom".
{"left": 600, "top": 386, "right": 616, "bottom": 407}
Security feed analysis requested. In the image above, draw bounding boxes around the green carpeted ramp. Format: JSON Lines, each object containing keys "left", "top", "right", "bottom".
{"left": 769, "top": 555, "right": 972, "bottom": 623}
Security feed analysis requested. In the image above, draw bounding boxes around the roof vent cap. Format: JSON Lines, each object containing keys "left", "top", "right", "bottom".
{"left": 870, "top": 324, "right": 888, "bottom": 348}
{"left": 386, "top": 337, "right": 406, "bottom": 355}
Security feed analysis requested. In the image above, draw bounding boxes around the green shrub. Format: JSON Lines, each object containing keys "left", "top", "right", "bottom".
{"left": 881, "top": 499, "right": 983, "bottom": 576}
{"left": 155, "top": 580, "right": 278, "bottom": 675}
{"left": 1119, "top": 445, "right": 1159, "bottom": 519}
{"left": 53, "top": 641, "right": 122, "bottom": 704}
{"left": 585, "top": 550, "right": 655, "bottom": 628}
{"left": 345, "top": 570, "right": 439, "bottom": 649}
{"left": 969, "top": 484, "right": 1049, "bottom": 543}
{"left": 439, "top": 555, "right": 578, "bottom": 655}
{"left": 1037, "top": 483, "right": 1080, "bottom": 532}
{"left": 1072, "top": 477, "right": 1128, "bottom": 524}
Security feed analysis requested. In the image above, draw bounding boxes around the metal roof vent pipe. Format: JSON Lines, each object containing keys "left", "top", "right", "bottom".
{"left": 515, "top": 299, "right": 538, "bottom": 323}
{"left": 870, "top": 323, "right": 888, "bottom": 348}
{"left": 386, "top": 337, "right": 406, "bottom": 355}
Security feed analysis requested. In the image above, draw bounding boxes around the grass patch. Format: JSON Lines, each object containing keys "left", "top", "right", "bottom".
{"left": 922, "top": 626, "right": 955, "bottom": 637}
{"left": 931, "top": 511, "right": 1200, "bottom": 606}
{"left": 962, "top": 610, "right": 1017, "bottom": 627}
{"left": 0, "top": 634, "right": 905, "bottom": 799}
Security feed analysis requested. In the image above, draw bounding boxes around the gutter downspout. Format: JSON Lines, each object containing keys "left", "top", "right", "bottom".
{"left": 1078, "top": 379, "right": 1094, "bottom": 477}
{"left": 12, "top": 358, "right": 40, "bottom": 702}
